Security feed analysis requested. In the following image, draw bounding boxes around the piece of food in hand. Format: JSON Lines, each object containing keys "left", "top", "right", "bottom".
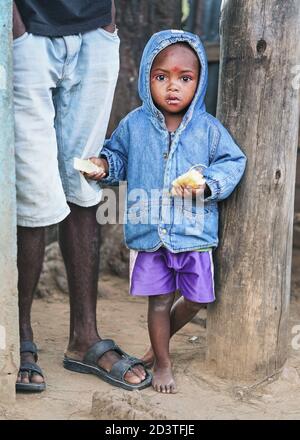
{"left": 172, "top": 169, "right": 206, "bottom": 189}
{"left": 73, "top": 157, "right": 104, "bottom": 174}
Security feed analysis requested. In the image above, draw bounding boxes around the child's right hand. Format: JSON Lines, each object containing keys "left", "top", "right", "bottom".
{"left": 84, "top": 157, "right": 109, "bottom": 181}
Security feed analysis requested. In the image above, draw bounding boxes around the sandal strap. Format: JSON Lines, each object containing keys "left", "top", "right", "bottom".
{"left": 110, "top": 358, "right": 134, "bottom": 382}
{"left": 19, "top": 361, "right": 44, "bottom": 378}
{"left": 115, "top": 346, "right": 145, "bottom": 366}
{"left": 83, "top": 339, "right": 145, "bottom": 372}
{"left": 125, "top": 357, "right": 144, "bottom": 368}
{"left": 106, "top": 343, "right": 145, "bottom": 367}
{"left": 83, "top": 339, "right": 119, "bottom": 366}
{"left": 20, "top": 341, "right": 38, "bottom": 362}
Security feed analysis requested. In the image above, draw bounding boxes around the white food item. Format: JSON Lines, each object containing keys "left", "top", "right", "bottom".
{"left": 73, "top": 158, "right": 103, "bottom": 174}
{"left": 172, "top": 169, "right": 206, "bottom": 188}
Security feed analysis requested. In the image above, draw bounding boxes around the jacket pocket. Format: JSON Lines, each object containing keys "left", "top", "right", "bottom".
{"left": 182, "top": 206, "right": 209, "bottom": 225}
{"left": 176, "top": 202, "right": 210, "bottom": 237}
{"left": 182, "top": 200, "right": 210, "bottom": 218}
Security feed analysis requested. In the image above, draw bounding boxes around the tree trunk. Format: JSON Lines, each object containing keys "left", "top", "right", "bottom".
{"left": 109, "top": 0, "right": 182, "bottom": 133}
{"left": 207, "top": 0, "right": 300, "bottom": 381}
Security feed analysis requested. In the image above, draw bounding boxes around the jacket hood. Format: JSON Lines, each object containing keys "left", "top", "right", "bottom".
{"left": 138, "top": 29, "right": 208, "bottom": 124}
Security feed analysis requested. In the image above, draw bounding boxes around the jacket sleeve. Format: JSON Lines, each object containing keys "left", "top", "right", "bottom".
{"left": 203, "top": 122, "right": 247, "bottom": 202}
{"left": 100, "top": 122, "right": 128, "bottom": 185}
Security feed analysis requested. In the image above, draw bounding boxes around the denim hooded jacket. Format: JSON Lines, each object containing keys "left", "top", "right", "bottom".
{"left": 100, "top": 30, "right": 247, "bottom": 252}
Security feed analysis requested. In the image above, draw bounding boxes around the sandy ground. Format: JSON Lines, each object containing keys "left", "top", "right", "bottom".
{"left": 1, "top": 250, "right": 300, "bottom": 420}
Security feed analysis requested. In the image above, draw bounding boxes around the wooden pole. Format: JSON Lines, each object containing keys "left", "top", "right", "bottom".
{"left": 207, "top": 0, "right": 300, "bottom": 381}
{"left": 0, "top": 0, "right": 19, "bottom": 403}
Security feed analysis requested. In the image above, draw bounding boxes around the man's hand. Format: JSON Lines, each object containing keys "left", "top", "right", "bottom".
{"left": 13, "top": 2, "right": 26, "bottom": 40}
{"left": 84, "top": 157, "right": 109, "bottom": 181}
{"left": 102, "top": 0, "right": 116, "bottom": 33}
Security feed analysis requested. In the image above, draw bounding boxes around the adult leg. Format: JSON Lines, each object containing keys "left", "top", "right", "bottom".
{"left": 143, "top": 297, "right": 205, "bottom": 368}
{"left": 60, "top": 203, "right": 145, "bottom": 384}
{"left": 16, "top": 226, "right": 46, "bottom": 385}
{"left": 148, "top": 293, "right": 177, "bottom": 393}
{"left": 56, "top": 30, "right": 145, "bottom": 384}
{"left": 14, "top": 33, "right": 71, "bottom": 390}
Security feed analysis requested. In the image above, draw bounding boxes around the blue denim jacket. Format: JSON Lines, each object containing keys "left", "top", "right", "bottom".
{"left": 101, "top": 30, "right": 247, "bottom": 252}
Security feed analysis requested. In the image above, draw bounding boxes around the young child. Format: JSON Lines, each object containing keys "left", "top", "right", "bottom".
{"left": 86, "top": 30, "right": 247, "bottom": 393}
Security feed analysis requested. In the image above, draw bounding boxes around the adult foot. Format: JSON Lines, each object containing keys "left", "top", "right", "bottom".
{"left": 141, "top": 346, "right": 155, "bottom": 368}
{"left": 16, "top": 351, "right": 45, "bottom": 386}
{"left": 66, "top": 342, "right": 147, "bottom": 385}
{"left": 152, "top": 362, "right": 177, "bottom": 394}
{"left": 97, "top": 349, "right": 146, "bottom": 384}
{"left": 16, "top": 339, "right": 46, "bottom": 393}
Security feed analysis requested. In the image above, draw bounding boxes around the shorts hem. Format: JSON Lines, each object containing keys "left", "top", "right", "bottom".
{"left": 131, "top": 290, "right": 216, "bottom": 303}
{"left": 66, "top": 195, "right": 102, "bottom": 208}
{"left": 130, "top": 290, "right": 176, "bottom": 297}
{"left": 17, "top": 206, "right": 70, "bottom": 227}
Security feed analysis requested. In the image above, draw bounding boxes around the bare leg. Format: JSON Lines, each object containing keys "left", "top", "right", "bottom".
{"left": 148, "top": 293, "right": 177, "bottom": 393}
{"left": 16, "top": 226, "right": 46, "bottom": 386}
{"left": 59, "top": 203, "right": 145, "bottom": 384}
{"left": 143, "top": 296, "right": 205, "bottom": 368}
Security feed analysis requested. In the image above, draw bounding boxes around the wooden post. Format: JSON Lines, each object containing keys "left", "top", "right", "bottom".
{"left": 0, "top": 0, "right": 19, "bottom": 403}
{"left": 207, "top": 0, "right": 300, "bottom": 381}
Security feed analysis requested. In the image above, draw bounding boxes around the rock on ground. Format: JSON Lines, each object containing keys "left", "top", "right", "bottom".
{"left": 92, "top": 390, "right": 167, "bottom": 420}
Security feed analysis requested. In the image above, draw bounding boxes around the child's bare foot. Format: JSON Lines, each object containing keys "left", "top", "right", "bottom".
{"left": 152, "top": 362, "right": 177, "bottom": 394}
{"left": 141, "top": 346, "right": 155, "bottom": 368}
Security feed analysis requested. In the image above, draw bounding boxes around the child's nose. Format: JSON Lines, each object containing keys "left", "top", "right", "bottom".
{"left": 168, "top": 82, "right": 179, "bottom": 92}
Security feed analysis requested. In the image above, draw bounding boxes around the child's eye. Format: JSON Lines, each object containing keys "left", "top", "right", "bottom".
{"left": 155, "top": 74, "right": 166, "bottom": 81}
{"left": 182, "top": 76, "right": 192, "bottom": 82}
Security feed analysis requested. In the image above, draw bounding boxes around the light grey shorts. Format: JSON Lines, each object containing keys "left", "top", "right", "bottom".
{"left": 13, "top": 28, "right": 120, "bottom": 227}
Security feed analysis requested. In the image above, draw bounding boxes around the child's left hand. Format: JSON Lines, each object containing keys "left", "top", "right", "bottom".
{"left": 171, "top": 183, "right": 207, "bottom": 198}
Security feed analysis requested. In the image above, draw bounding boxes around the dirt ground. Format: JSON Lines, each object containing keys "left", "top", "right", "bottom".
{"left": 1, "top": 249, "right": 300, "bottom": 420}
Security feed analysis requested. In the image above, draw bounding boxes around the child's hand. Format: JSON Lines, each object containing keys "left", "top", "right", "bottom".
{"left": 171, "top": 168, "right": 207, "bottom": 199}
{"left": 84, "top": 157, "right": 109, "bottom": 181}
{"left": 171, "top": 183, "right": 207, "bottom": 199}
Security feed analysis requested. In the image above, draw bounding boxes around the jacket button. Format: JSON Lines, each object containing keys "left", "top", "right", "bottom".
{"left": 163, "top": 153, "right": 168, "bottom": 159}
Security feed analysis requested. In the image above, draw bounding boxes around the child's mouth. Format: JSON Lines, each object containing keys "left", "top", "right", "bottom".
{"left": 166, "top": 96, "right": 181, "bottom": 105}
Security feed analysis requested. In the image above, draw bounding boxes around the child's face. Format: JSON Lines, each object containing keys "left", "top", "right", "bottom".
{"left": 150, "top": 43, "right": 200, "bottom": 117}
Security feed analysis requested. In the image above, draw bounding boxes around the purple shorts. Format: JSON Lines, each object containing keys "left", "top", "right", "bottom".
{"left": 130, "top": 247, "right": 215, "bottom": 303}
